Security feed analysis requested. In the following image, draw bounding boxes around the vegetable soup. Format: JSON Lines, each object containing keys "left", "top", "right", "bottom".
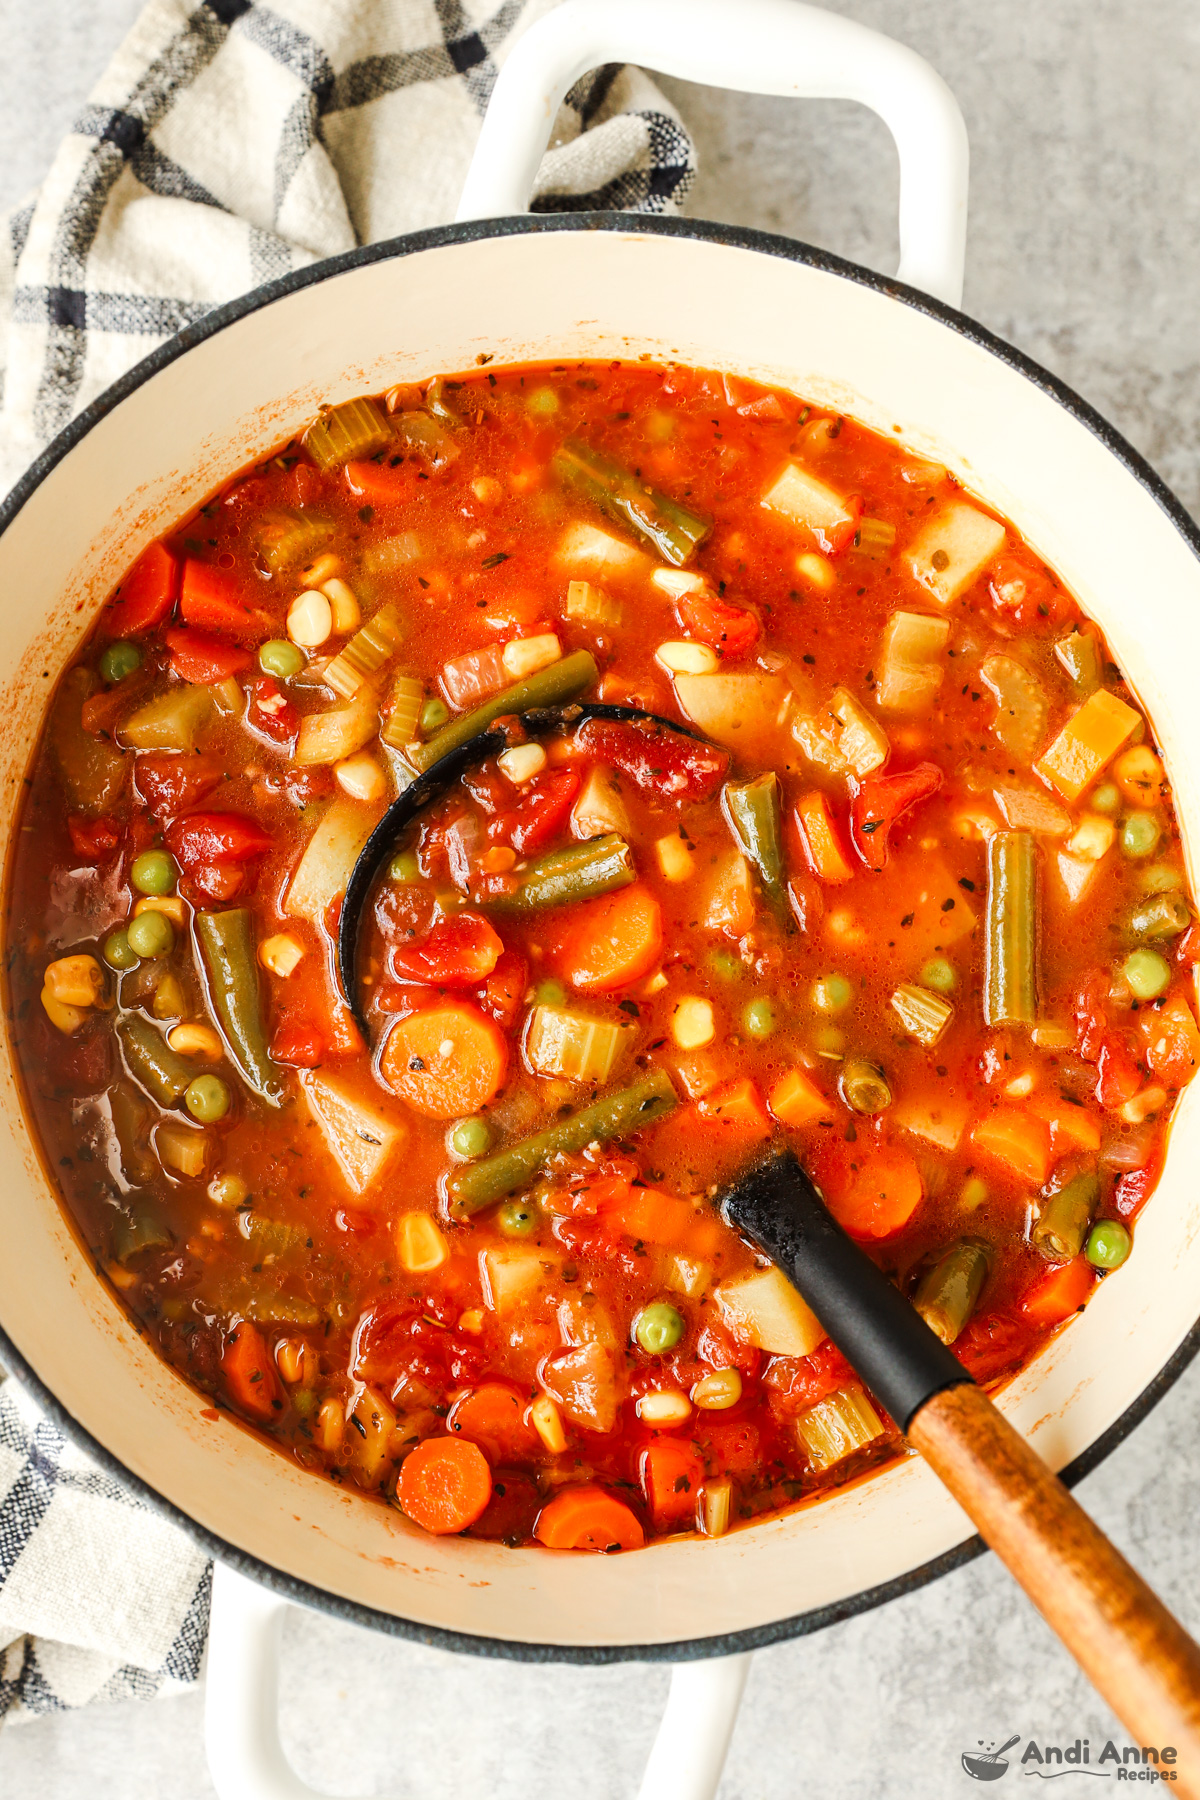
{"left": 7, "top": 361, "right": 1198, "bottom": 1552}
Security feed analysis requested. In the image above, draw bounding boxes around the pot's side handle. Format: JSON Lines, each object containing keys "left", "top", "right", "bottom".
{"left": 636, "top": 1652, "right": 754, "bottom": 1800}
{"left": 455, "top": 0, "right": 969, "bottom": 307}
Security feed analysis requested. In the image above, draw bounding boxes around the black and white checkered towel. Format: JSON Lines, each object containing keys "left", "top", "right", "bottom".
{"left": 0, "top": 0, "right": 695, "bottom": 1724}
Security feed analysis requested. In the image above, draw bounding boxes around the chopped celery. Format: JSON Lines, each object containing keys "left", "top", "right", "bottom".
{"left": 120, "top": 686, "right": 214, "bottom": 752}
{"left": 392, "top": 410, "right": 458, "bottom": 467}
{"left": 524, "top": 1004, "right": 634, "bottom": 1084}
{"left": 254, "top": 510, "right": 333, "bottom": 571}
{"left": 984, "top": 832, "right": 1038, "bottom": 1027}
{"left": 980, "top": 655, "right": 1048, "bottom": 761}
{"left": 853, "top": 516, "right": 896, "bottom": 559}
{"left": 1055, "top": 628, "right": 1103, "bottom": 697}
{"left": 380, "top": 673, "right": 424, "bottom": 751}
{"left": 794, "top": 1385, "right": 885, "bottom": 1471}
{"left": 565, "top": 579, "right": 622, "bottom": 627}
{"left": 294, "top": 687, "right": 379, "bottom": 765}
{"left": 284, "top": 793, "right": 386, "bottom": 924}
{"left": 890, "top": 983, "right": 954, "bottom": 1046}
{"left": 304, "top": 397, "right": 391, "bottom": 470}
{"left": 323, "top": 602, "right": 406, "bottom": 699}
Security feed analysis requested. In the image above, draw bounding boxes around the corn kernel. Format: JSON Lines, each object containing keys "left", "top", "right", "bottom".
{"left": 502, "top": 633, "right": 561, "bottom": 681}
{"left": 152, "top": 973, "right": 186, "bottom": 1019}
{"left": 796, "top": 552, "right": 835, "bottom": 591}
{"left": 335, "top": 751, "right": 387, "bottom": 802}
{"left": 287, "top": 588, "right": 333, "bottom": 648}
{"left": 458, "top": 1308, "right": 485, "bottom": 1335}
{"left": 639, "top": 970, "right": 668, "bottom": 996}
{"left": 301, "top": 552, "right": 341, "bottom": 588}
{"left": 168, "top": 1022, "right": 224, "bottom": 1059}
{"left": 472, "top": 476, "right": 503, "bottom": 504}
{"left": 40, "top": 985, "right": 85, "bottom": 1034}
{"left": 654, "top": 833, "right": 694, "bottom": 882}
{"left": 396, "top": 1211, "right": 448, "bottom": 1273}
{"left": 44, "top": 954, "right": 105, "bottom": 1008}
{"left": 656, "top": 640, "right": 719, "bottom": 675}
{"left": 691, "top": 1368, "right": 743, "bottom": 1410}
{"left": 258, "top": 933, "right": 305, "bottom": 978}
{"left": 316, "top": 1397, "right": 344, "bottom": 1454}
{"left": 321, "top": 578, "right": 361, "bottom": 634}
{"left": 1004, "top": 1071, "right": 1037, "bottom": 1098}
{"left": 498, "top": 742, "right": 547, "bottom": 784}
{"left": 530, "top": 1393, "right": 567, "bottom": 1454}
{"left": 1113, "top": 744, "right": 1164, "bottom": 806}
{"left": 1067, "top": 814, "right": 1116, "bottom": 861}
{"left": 637, "top": 1389, "right": 692, "bottom": 1426}
{"left": 275, "top": 1338, "right": 310, "bottom": 1385}
{"left": 1119, "top": 1085, "right": 1168, "bottom": 1125}
{"left": 672, "top": 996, "right": 714, "bottom": 1050}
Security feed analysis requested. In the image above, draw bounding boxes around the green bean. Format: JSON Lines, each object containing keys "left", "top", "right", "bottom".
{"left": 552, "top": 439, "right": 710, "bottom": 566}
{"left": 447, "top": 1068, "right": 678, "bottom": 1215}
{"left": 109, "top": 1079, "right": 156, "bottom": 1182}
{"left": 195, "top": 910, "right": 284, "bottom": 1107}
{"left": 488, "top": 833, "right": 635, "bottom": 911}
{"left": 914, "top": 1239, "right": 991, "bottom": 1344}
{"left": 722, "top": 773, "right": 788, "bottom": 920}
{"left": 112, "top": 1199, "right": 173, "bottom": 1265}
{"left": 1131, "top": 892, "right": 1191, "bottom": 939}
{"left": 1032, "top": 1172, "right": 1099, "bottom": 1262}
{"left": 838, "top": 1058, "right": 891, "bottom": 1115}
{"left": 409, "top": 649, "right": 597, "bottom": 773}
{"left": 117, "top": 1014, "right": 195, "bottom": 1107}
{"left": 1054, "top": 629, "right": 1102, "bottom": 697}
{"left": 984, "top": 831, "right": 1038, "bottom": 1027}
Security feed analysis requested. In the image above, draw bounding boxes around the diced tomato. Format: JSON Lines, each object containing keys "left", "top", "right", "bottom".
{"left": 344, "top": 455, "right": 411, "bottom": 506}
{"left": 675, "top": 591, "right": 760, "bottom": 658}
{"left": 1073, "top": 969, "right": 1109, "bottom": 1063}
{"left": 187, "top": 863, "right": 246, "bottom": 904}
{"left": 849, "top": 762, "right": 943, "bottom": 871}
{"left": 292, "top": 461, "right": 324, "bottom": 507}
{"left": 105, "top": 542, "right": 178, "bottom": 637}
{"left": 67, "top": 814, "right": 121, "bottom": 859}
{"left": 374, "top": 983, "right": 436, "bottom": 1016}
{"left": 1094, "top": 1034, "right": 1143, "bottom": 1109}
{"left": 640, "top": 1437, "right": 705, "bottom": 1529}
{"left": 481, "top": 949, "right": 527, "bottom": 1029}
{"left": 390, "top": 913, "right": 504, "bottom": 986}
{"left": 335, "top": 1207, "right": 377, "bottom": 1236}
{"left": 134, "top": 753, "right": 225, "bottom": 821}
{"left": 164, "top": 626, "right": 251, "bottom": 684}
{"left": 179, "top": 561, "right": 268, "bottom": 641}
{"left": 269, "top": 1018, "right": 325, "bottom": 1067}
{"left": 988, "top": 554, "right": 1070, "bottom": 628}
{"left": 280, "top": 766, "right": 334, "bottom": 810}
{"left": 954, "top": 1312, "right": 1030, "bottom": 1384}
{"left": 695, "top": 1321, "right": 762, "bottom": 1380}
{"left": 165, "top": 811, "right": 272, "bottom": 871}
{"left": 574, "top": 717, "right": 730, "bottom": 801}
{"left": 764, "top": 1340, "right": 855, "bottom": 1414}
{"left": 248, "top": 676, "right": 299, "bottom": 745}
{"left": 696, "top": 1419, "right": 761, "bottom": 1476}
{"left": 496, "top": 768, "right": 581, "bottom": 855}
{"left": 1114, "top": 1162, "right": 1159, "bottom": 1222}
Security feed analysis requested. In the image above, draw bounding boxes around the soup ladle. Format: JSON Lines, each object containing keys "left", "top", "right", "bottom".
{"left": 724, "top": 1147, "right": 1200, "bottom": 1784}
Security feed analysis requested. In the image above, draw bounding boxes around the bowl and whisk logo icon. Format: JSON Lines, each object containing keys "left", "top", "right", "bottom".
{"left": 963, "top": 1735, "right": 1021, "bottom": 1780}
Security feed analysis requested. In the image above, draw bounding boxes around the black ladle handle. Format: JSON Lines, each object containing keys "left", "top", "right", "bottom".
{"left": 336, "top": 702, "right": 705, "bottom": 1038}
{"left": 722, "top": 1147, "right": 970, "bottom": 1430}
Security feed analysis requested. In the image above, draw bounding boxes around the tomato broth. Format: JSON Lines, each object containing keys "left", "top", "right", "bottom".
{"left": 6, "top": 361, "right": 1198, "bottom": 1552}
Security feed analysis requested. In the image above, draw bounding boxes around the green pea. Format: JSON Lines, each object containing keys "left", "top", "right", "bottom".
{"left": 497, "top": 1198, "right": 539, "bottom": 1237}
{"left": 450, "top": 1116, "right": 493, "bottom": 1160}
{"left": 708, "top": 950, "right": 742, "bottom": 982}
{"left": 1139, "top": 862, "right": 1182, "bottom": 895}
{"left": 634, "top": 1301, "right": 685, "bottom": 1355}
{"left": 131, "top": 849, "right": 176, "bottom": 896}
{"left": 259, "top": 639, "right": 305, "bottom": 680}
{"left": 1121, "top": 812, "right": 1161, "bottom": 859}
{"left": 812, "top": 973, "right": 853, "bottom": 1014}
{"left": 292, "top": 1389, "right": 317, "bottom": 1417}
{"left": 534, "top": 979, "right": 566, "bottom": 1007}
{"left": 103, "top": 927, "right": 139, "bottom": 971}
{"left": 920, "top": 957, "right": 956, "bottom": 993}
{"left": 388, "top": 850, "right": 421, "bottom": 883}
{"left": 184, "top": 1074, "right": 230, "bottom": 1123}
{"left": 99, "top": 641, "right": 142, "bottom": 683}
{"left": 1090, "top": 781, "right": 1121, "bottom": 815}
{"left": 1086, "top": 1219, "right": 1132, "bottom": 1271}
{"left": 126, "top": 910, "right": 175, "bottom": 959}
{"left": 420, "top": 696, "right": 450, "bottom": 734}
{"left": 1122, "top": 948, "right": 1171, "bottom": 1001}
{"left": 526, "top": 386, "right": 560, "bottom": 416}
{"left": 743, "top": 998, "right": 777, "bottom": 1039}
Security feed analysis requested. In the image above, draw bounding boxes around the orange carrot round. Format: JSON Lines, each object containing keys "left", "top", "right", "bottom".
{"left": 397, "top": 1436, "right": 493, "bottom": 1535}
{"left": 555, "top": 884, "right": 662, "bottom": 993}
{"left": 1021, "top": 1256, "right": 1095, "bottom": 1327}
{"left": 380, "top": 1002, "right": 507, "bottom": 1118}
{"left": 448, "top": 1382, "right": 539, "bottom": 1462}
{"left": 221, "top": 1320, "right": 284, "bottom": 1423}
{"left": 829, "top": 1148, "right": 924, "bottom": 1239}
{"left": 534, "top": 1484, "right": 646, "bottom": 1552}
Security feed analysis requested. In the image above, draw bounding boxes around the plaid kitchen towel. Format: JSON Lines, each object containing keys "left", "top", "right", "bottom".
{"left": 0, "top": 0, "right": 695, "bottom": 1723}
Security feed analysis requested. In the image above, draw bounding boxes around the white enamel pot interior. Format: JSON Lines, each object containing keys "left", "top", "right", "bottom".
{"left": 2, "top": 217, "right": 1199, "bottom": 1659}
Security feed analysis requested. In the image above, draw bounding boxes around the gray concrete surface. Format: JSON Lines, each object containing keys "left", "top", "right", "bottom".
{"left": 3, "top": 1, "right": 1200, "bottom": 1795}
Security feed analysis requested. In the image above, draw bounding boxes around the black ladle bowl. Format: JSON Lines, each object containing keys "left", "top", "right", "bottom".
{"left": 336, "top": 701, "right": 706, "bottom": 1038}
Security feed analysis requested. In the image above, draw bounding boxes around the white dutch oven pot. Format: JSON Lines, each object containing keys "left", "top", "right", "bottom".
{"left": 1, "top": 4, "right": 1198, "bottom": 1796}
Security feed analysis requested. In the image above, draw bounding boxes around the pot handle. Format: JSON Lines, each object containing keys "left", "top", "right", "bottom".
{"left": 456, "top": 0, "right": 969, "bottom": 307}
{"left": 204, "top": 1560, "right": 751, "bottom": 1800}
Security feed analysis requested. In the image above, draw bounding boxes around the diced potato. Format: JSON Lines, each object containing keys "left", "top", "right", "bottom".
{"left": 701, "top": 850, "right": 756, "bottom": 935}
{"left": 795, "top": 1385, "right": 884, "bottom": 1471}
{"left": 156, "top": 1121, "right": 208, "bottom": 1179}
{"left": 715, "top": 1266, "right": 825, "bottom": 1357}
{"left": 295, "top": 688, "right": 379, "bottom": 766}
{"left": 540, "top": 1341, "right": 622, "bottom": 1433}
{"left": 875, "top": 610, "right": 950, "bottom": 714}
{"left": 655, "top": 832, "right": 694, "bottom": 882}
{"left": 555, "top": 521, "right": 648, "bottom": 579}
{"left": 1056, "top": 851, "right": 1099, "bottom": 906}
{"left": 673, "top": 673, "right": 790, "bottom": 760}
{"left": 335, "top": 750, "right": 387, "bottom": 802}
{"left": 565, "top": 579, "right": 622, "bottom": 626}
{"left": 791, "top": 711, "right": 848, "bottom": 775}
{"left": 120, "top": 687, "right": 214, "bottom": 752}
{"left": 571, "top": 764, "right": 630, "bottom": 840}
{"left": 343, "top": 1382, "right": 397, "bottom": 1486}
{"left": 891, "top": 1095, "right": 970, "bottom": 1151}
{"left": 396, "top": 1212, "right": 448, "bottom": 1273}
{"left": 763, "top": 463, "right": 854, "bottom": 539}
{"left": 258, "top": 932, "right": 305, "bottom": 977}
{"left": 663, "top": 1252, "right": 712, "bottom": 1299}
{"left": 524, "top": 1003, "right": 633, "bottom": 1084}
{"left": 557, "top": 1296, "right": 618, "bottom": 1348}
{"left": 1035, "top": 690, "right": 1142, "bottom": 803}
{"left": 980, "top": 655, "right": 1048, "bottom": 761}
{"left": 993, "top": 785, "right": 1071, "bottom": 835}
{"left": 481, "top": 1246, "right": 558, "bottom": 1313}
{"left": 284, "top": 794, "right": 384, "bottom": 923}
{"left": 904, "top": 501, "right": 1006, "bottom": 606}
{"left": 299, "top": 1067, "right": 405, "bottom": 1194}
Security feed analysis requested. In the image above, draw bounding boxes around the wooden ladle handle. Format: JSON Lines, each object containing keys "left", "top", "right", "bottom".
{"left": 910, "top": 1383, "right": 1200, "bottom": 1785}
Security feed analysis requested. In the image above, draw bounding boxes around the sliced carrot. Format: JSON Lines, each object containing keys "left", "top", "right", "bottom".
{"left": 105, "top": 541, "right": 178, "bottom": 637}
{"left": 606, "top": 1185, "right": 695, "bottom": 1247}
{"left": 1029, "top": 1093, "right": 1102, "bottom": 1155}
{"left": 795, "top": 791, "right": 855, "bottom": 883}
{"left": 769, "top": 1066, "right": 834, "bottom": 1128}
{"left": 640, "top": 1439, "right": 705, "bottom": 1529}
{"left": 828, "top": 1148, "right": 924, "bottom": 1239}
{"left": 534, "top": 1484, "right": 646, "bottom": 1552}
{"left": 344, "top": 457, "right": 412, "bottom": 506}
{"left": 222, "top": 1320, "right": 285, "bottom": 1423}
{"left": 448, "top": 1382, "right": 539, "bottom": 1463}
{"left": 380, "top": 1002, "right": 507, "bottom": 1119}
{"left": 971, "top": 1107, "right": 1053, "bottom": 1186}
{"left": 1021, "top": 1256, "right": 1095, "bottom": 1327}
{"left": 556, "top": 884, "right": 663, "bottom": 993}
{"left": 179, "top": 560, "right": 266, "bottom": 641}
{"left": 397, "top": 1436, "right": 493, "bottom": 1535}
{"left": 697, "top": 1077, "right": 773, "bottom": 1139}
